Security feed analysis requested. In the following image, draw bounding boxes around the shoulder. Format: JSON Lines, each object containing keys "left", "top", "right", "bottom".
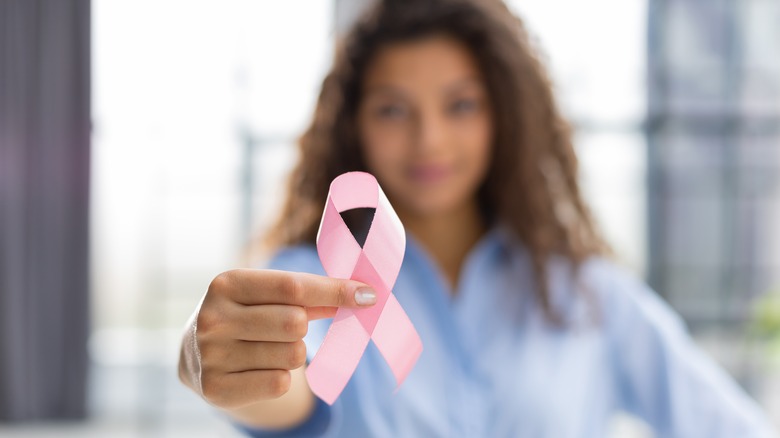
{"left": 574, "top": 256, "right": 648, "bottom": 303}
{"left": 576, "top": 256, "right": 687, "bottom": 337}
{"left": 264, "top": 245, "right": 325, "bottom": 276}
{"left": 539, "top": 253, "right": 685, "bottom": 333}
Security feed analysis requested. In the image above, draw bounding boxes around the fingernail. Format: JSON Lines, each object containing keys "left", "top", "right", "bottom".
{"left": 355, "top": 288, "right": 377, "bottom": 306}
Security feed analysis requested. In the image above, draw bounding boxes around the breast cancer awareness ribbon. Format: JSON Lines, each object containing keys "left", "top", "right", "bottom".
{"left": 305, "top": 171, "right": 423, "bottom": 405}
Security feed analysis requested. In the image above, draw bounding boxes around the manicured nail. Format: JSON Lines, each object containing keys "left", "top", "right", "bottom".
{"left": 355, "top": 288, "right": 377, "bottom": 306}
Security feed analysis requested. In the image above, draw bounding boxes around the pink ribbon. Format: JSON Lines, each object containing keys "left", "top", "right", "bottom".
{"left": 306, "top": 171, "right": 423, "bottom": 405}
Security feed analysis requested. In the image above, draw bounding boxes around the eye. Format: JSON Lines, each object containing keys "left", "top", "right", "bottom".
{"left": 375, "top": 104, "right": 407, "bottom": 119}
{"left": 448, "top": 98, "right": 479, "bottom": 115}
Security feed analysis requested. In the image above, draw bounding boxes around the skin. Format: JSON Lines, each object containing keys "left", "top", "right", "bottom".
{"left": 179, "top": 270, "right": 378, "bottom": 428}
{"left": 357, "top": 34, "right": 493, "bottom": 287}
{"left": 179, "top": 34, "right": 493, "bottom": 429}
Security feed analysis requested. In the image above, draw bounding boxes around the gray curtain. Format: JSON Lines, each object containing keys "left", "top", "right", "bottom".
{"left": 646, "top": 0, "right": 780, "bottom": 331}
{"left": 0, "top": 0, "right": 90, "bottom": 421}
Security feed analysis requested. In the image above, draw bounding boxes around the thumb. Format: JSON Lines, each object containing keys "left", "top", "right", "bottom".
{"left": 286, "top": 271, "right": 377, "bottom": 309}
{"left": 303, "top": 277, "right": 377, "bottom": 320}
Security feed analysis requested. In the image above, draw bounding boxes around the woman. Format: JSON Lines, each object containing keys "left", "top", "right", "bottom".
{"left": 179, "top": 0, "right": 775, "bottom": 436}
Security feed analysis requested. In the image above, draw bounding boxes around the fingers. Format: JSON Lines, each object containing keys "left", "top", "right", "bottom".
{"left": 213, "top": 304, "right": 338, "bottom": 341}
{"left": 193, "top": 268, "right": 367, "bottom": 408}
{"left": 212, "top": 269, "right": 377, "bottom": 308}
{"left": 198, "top": 339, "right": 307, "bottom": 408}
{"left": 306, "top": 306, "right": 338, "bottom": 320}
{"left": 229, "top": 305, "right": 309, "bottom": 342}
{"left": 200, "top": 368, "right": 292, "bottom": 409}
{"left": 200, "top": 339, "right": 307, "bottom": 374}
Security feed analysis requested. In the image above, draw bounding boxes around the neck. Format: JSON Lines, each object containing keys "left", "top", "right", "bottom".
{"left": 397, "top": 201, "right": 486, "bottom": 292}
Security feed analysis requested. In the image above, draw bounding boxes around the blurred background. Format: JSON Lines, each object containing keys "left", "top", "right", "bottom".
{"left": 1, "top": 0, "right": 779, "bottom": 436}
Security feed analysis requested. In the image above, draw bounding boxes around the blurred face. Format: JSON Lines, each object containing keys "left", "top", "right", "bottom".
{"left": 357, "top": 34, "right": 493, "bottom": 218}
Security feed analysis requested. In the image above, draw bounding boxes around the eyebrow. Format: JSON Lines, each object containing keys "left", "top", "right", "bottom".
{"left": 443, "top": 77, "right": 485, "bottom": 96}
{"left": 363, "top": 77, "right": 485, "bottom": 100}
{"left": 362, "top": 86, "right": 408, "bottom": 100}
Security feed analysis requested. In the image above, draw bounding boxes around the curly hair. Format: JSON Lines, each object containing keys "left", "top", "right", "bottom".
{"left": 264, "top": 0, "right": 610, "bottom": 323}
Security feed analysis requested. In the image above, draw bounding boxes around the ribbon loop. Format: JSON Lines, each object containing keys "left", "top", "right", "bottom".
{"left": 306, "top": 172, "right": 423, "bottom": 405}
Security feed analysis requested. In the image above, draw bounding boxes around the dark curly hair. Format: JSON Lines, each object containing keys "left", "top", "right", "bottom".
{"left": 264, "top": 0, "right": 610, "bottom": 322}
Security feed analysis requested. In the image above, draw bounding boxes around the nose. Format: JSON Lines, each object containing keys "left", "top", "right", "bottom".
{"left": 414, "top": 108, "right": 448, "bottom": 156}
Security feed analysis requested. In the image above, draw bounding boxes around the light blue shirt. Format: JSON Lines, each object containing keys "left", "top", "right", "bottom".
{"left": 238, "top": 228, "right": 775, "bottom": 437}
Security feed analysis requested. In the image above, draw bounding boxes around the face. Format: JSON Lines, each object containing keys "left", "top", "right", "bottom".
{"left": 357, "top": 34, "right": 494, "bottom": 219}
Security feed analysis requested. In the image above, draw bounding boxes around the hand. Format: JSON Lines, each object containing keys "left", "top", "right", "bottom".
{"left": 180, "top": 269, "right": 376, "bottom": 410}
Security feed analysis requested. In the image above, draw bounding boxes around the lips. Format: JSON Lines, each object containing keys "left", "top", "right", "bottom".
{"left": 407, "top": 164, "right": 452, "bottom": 184}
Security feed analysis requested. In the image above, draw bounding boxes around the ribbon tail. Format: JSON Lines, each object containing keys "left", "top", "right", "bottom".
{"left": 371, "top": 294, "right": 423, "bottom": 388}
{"left": 306, "top": 308, "right": 371, "bottom": 405}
